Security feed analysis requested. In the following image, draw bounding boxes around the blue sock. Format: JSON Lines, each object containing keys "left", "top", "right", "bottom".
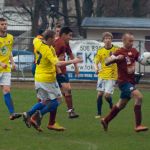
{"left": 106, "top": 97, "right": 113, "bottom": 109}
{"left": 97, "top": 96, "right": 103, "bottom": 115}
{"left": 4, "top": 93, "right": 14, "bottom": 114}
{"left": 27, "top": 102, "right": 45, "bottom": 116}
{"left": 40, "top": 99, "right": 59, "bottom": 116}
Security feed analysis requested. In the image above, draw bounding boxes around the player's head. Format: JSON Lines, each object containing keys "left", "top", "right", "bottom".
{"left": 102, "top": 32, "right": 113, "bottom": 48}
{"left": 59, "top": 27, "right": 73, "bottom": 43}
{"left": 0, "top": 18, "right": 7, "bottom": 34}
{"left": 122, "top": 32, "right": 134, "bottom": 49}
{"left": 42, "top": 30, "right": 55, "bottom": 45}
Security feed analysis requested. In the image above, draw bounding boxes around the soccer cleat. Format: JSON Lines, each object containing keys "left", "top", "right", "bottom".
{"left": 22, "top": 112, "right": 31, "bottom": 128}
{"left": 47, "top": 122, "right": 66, "bottom": 131}
{"left": 30, "top": 111, "right": 43, "bottom": 132}
{"left": 9, "top": 113, "right": 22, "bottom": 120}
{"left": 135, "top": 125, "right": 148, "bottom": 132}
{"left": 68, "top": 110, "right": 79, "bottom": 119}
{"left": 101, "top": 118, "right": 108, "bottom": 131}
{"left": 95, "top": 115, "right": 101, "bottom": 119}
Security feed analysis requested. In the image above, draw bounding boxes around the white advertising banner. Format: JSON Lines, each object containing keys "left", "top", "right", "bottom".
{"left": 67, "top": 40, "right": 123, "bottom": 81}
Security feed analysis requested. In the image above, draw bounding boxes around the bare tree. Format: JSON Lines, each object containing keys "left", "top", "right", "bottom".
{"left": 82, "top": 0, "right": 93, "bottom": 18}
{"left": 74, "top": 0, "right": 82, "bottom": 34}
{"left": 62, "top": 0, "right": 69, "bottom": 25}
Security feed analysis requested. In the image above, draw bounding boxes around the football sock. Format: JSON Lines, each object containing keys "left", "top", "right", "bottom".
{"left": 4, "top": 93, "right": 14, "bottom": 114}
{"left": 106, "top": 97, "right": 113, "bottom": 109}
{"left": 134, "top": 105, "right": 142, "bottom": 127}
{"left": 97, "top": 96, "right": 103, "bottom": 115}
{"left": 104, "top": 105, "right": 120, "bottom": 124}
{"left": 49, "top": 109, "right": 57, "bottom": 125}
{"left": 64, "top": 95, "right": 73, "bottom": 110}
{"left": 40, "top": 99, "right": 59, "bottom": 116}
{"left": 27, "top": 102, "right": 45, "bottom": 116}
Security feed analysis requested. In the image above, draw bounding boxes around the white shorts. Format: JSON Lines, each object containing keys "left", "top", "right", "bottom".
{"left": 35, "top": 81, "right": 62, "bottom": 101}
{"left": 0, "top": 72, "right": 11, "bottom": 86}
{"left": 96, "top": 78, "right": 116, "bottom": 94}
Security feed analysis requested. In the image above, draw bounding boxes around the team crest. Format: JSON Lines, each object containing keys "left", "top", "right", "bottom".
{"left": 0, "top": 46, "right": 8, "bottom": 55}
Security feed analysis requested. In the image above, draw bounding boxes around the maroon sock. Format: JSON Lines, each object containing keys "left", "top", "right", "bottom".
{"left": 134, "top": 105, "right": 142, "bottom": 127}
{"left": 48, "top": 108, "right": 57, "bottom": 125}
{"left": 64, "top": 95, "right": 73, "bottom": 110}
{"left": 105, "top": 105, "right": 120, "bottom": 124}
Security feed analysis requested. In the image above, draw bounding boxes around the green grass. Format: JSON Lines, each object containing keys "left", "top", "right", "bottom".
{"left": 0, "top": 87, "right": 149, "bottom": 150}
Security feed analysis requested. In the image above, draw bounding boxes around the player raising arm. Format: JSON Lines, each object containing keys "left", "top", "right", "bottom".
{"left": 101, "top": 33, "right": 148, "bottom": 132}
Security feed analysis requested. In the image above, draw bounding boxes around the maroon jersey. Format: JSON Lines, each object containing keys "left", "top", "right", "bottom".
{"left": 114, "top": 47, "right": 139, "bottom": 84}
{"left": 54, "top": 38, "right": 73, "bottom": 74}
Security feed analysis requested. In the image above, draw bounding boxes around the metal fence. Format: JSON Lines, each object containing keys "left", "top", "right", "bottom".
{"left": 12, "top": 37, "right": 150, "bottom": 81}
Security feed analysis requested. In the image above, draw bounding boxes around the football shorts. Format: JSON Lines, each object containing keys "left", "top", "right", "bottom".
{"left": 35, "top": 81, "right": 62, "bottom": 101}
{"left": 96, "top": 78, "right": 116, "bottom": 94}
{"left": 0, "top": 72, "right": 11, "bottom": 86}
{"left": 119, "top": 82, "right": 136, "bottom": 100}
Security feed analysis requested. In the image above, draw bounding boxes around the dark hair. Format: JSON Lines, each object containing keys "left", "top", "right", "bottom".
{"left": 38, "top": 28, "right": 45, "bottom": 35}
{"left": 42, "top": 30, "right": 55, "bottom": 40}
{"left": 0, "top": 18, "right": 6, "bottom": 22}
{"left": 59, "top": 27, "right": 73, "bottom": 36}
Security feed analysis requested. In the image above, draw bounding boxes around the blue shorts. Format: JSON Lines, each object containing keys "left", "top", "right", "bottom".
{"left": 119, "top": 82, "right": 136, "bottom": 100}
{"left": 56, "top": 73, "right": 69, "bottom": 88}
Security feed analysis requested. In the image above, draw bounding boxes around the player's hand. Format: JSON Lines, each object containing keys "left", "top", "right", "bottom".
{"left": 11, "top": 63, "right": 16, "bottom": 71}
{"left": 0, "top": 62, "right": 7, "bottom": 69}
{"left": 116, "top": 55, "right": 124, "bottom": 60}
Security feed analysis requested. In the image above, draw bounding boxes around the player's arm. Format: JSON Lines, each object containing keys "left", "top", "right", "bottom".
{"left": 46, "top": 47, "right": 82, "bottom": 67}
{"left": 68, "top": 49, "right": 79, "bottom": 76}
{"left": 105, "top": 54, "right": 124, "bottom": 66}
{"left": 9, "top": 52, "right": 16, "bottom": 70}
{"left": 93, "top": 63, "right": 99, "bottom": 74}
{"left": 93, "top": 50, "right": 101, "bottom": 74}
{"left": 56, "top": 57, "right": 82, "bottom": 67}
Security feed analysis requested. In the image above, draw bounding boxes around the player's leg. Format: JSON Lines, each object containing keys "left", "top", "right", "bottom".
{"left": 1, "top": 73, "right": 21, "bottom": 120}
{"left": 33, "top": 81, "right": 65, "bottom": 131}
{"left": 132, "top": 89, "right": 148, "bottom": 132}
{"left": 59, "top": 74, "right": 79, "bottom": 118}
{"left": 101, "top": 82, "right": 132, "bottom": 131}
{"left": 101, "top": 99, "right": 128, "bottom": 131}
{"left": 104, "top": 80, "right": 116, "bottom": 109}
{"left": 95, "top": 78, "right": 104, "bottom": 118}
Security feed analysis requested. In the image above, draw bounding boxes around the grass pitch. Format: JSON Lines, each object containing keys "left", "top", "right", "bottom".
{"left": 0, "top": 86, "right": 149, "bottom": 150}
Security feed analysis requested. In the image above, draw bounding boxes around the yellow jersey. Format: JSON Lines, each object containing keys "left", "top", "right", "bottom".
{"left": 33, "top": 38, "right": 59, "bottom": 82}
{"left": 94, "top": 45, "right": 118, "bottom": 80}
{"left": 0, "top": 33, "right": 13, "bottom": 73}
